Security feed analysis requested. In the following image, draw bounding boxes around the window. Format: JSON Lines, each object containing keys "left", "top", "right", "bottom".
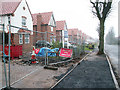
{"left": 19, "top": 34, "right": 23, "bottom": 44}
{"left": 22, "top": 16, "right": 26, "bottom": 26}
{"left": 51, "top": 27, "right": 53, "bottom": 32}
{"left": 25, "top": 34, "right": 29, "bottom": 44}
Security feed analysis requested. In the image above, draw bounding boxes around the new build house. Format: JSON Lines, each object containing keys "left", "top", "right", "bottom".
{"left": 32, "top": 12, "right": 56, "bottom": 46}
{"left": 56, "top": 20, "right": 68, "bottom": 48}
{"left": 0, "top": 0, "right": 33, "bottom": 55}
{"left": 68, "top": 28, "right": 79, "bottom": 45}
{"left": 68, "top": 28, "right": 83, "bottom": 45}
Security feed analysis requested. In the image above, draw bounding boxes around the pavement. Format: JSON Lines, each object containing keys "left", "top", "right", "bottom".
{"left": 54, "top": 51, "right": 117, "bottom": 89}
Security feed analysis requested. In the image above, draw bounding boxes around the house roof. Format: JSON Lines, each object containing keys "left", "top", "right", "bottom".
{"left": 56, "top": 20, "right": 66, "bottom": 30}
{"left": 68, "top": 28, "right": 78, "bottom": 36}
{"left": 0, "top": 0, "right": 22, "bottom": 15}
{"left": 32, "top": 12, "right": 53, "bottom": 25}
{"left": 0, "top": 0, "right": 33, "bottom": 20}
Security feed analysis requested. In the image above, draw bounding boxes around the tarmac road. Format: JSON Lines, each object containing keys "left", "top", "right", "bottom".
{"left": 53, "top": 52, "right": 116, "bottom": 89}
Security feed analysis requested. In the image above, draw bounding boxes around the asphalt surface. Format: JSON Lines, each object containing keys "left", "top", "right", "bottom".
{"left": 53, "top": 52, "right": 116, "bottom": 89}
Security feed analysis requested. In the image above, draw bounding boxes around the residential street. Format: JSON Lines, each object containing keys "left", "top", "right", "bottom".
{"left": 54, "top": 51, "right": 116, "bottom": 89}
{"left": 0, "top": 0, "right": 118, "bottom": 89}
{"left": 105, "top": 44, "right": 120, "bottom": 76}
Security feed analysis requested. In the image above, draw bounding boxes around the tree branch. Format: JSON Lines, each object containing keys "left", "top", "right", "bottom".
{"left": 95, "top": 1, "right": 101, "bottom": 20}
{"left": 102, "top": 0, "right": 112, "bottom": 19}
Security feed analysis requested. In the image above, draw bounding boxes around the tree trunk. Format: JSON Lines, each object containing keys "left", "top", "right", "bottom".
{"left": 98, "top": 19, "right": 105, "bottom": 55}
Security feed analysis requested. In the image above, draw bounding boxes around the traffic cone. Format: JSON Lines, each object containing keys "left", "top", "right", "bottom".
{"left": 31, "top": 46, "right": 38, "bottom": 64}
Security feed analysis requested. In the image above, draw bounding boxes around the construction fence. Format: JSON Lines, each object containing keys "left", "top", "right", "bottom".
{"left": 0, "top": 24, "right": 85, "bottom": 89}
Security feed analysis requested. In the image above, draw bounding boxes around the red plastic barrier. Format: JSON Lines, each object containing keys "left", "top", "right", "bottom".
{"left": 34, "top": 49, "right": 40, "bottom": 54}
{"left": 59, "top": 48, "right": 72, "bottom": 58}
{"left": 0, "top": 45, "right": 2, "bottom": 51}
{"left": 4, "top": 45, "right": 22, "bottom": 59}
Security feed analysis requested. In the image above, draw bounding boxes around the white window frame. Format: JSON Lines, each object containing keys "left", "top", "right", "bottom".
{"left": 25, "top": 34, "right": 30, "bottom": 44}
{"left": 19, "top": 34, "right": 23, "bottom": 44}
{"left": 22, "top": 17, "right": 26, "bottom": 26}
{"left": 51, "top": 27, "right": 53, "bottom": 32}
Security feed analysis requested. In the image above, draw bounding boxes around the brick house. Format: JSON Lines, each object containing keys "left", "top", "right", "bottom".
{"left": 68, "top": 28, "right": 79, "bottom": 45}
{"left": 56, "top": 20, "right": 68, "bottom": 48}
{"left": 0, "top": 0, "right": 33, "bottom": 54}
{"left": 32, "top": 12, "right": 56, "bottom": 46}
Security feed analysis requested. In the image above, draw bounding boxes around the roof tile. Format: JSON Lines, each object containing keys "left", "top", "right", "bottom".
{"left": 56, "top": 21, "right": 66, "bottom": 30}
{"left": 0, "top": 0, "right": 21, "bottom": 15}
{"left": 32, "top": 12, "right": 53, "bottom": 25}
{"left": 68, "top": 28, "right": 79, "bottom": 36}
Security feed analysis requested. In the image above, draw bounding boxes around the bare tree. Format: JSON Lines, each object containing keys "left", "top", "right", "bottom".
{"left": 90, "top": 0, "right": 112, "bottom": 54}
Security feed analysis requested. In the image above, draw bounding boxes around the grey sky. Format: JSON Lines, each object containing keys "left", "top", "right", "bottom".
{"left": 26, "top": 0, "right": 119, "bottom": 39}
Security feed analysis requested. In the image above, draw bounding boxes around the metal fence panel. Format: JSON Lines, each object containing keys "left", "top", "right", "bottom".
{"left": 1, "top": 24, "right": 85, "bottom": 88}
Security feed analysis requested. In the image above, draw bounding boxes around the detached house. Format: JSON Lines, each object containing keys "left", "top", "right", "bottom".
{"left": 32, "top": 12, "right": 56, "bottom": 46}
{"left": 0, "top": 0, "right": 33, "bottom": 54}
{"left": 68, "top": 28, "right": 79, "bottom": 45}
{"left": 56, "top": 20, "right": 68, "bottom": 48}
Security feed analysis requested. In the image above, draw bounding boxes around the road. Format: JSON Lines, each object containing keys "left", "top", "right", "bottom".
{"left": 105, "top": 44, "right": 120, "bottom": 76}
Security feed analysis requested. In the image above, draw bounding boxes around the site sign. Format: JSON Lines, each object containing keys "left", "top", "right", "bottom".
{"left": 59, "top": 48, "right": 72, "bottom": 58}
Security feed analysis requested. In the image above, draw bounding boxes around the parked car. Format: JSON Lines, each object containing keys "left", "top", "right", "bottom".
{"left": 35, "top": 40, "right": 51, "bottom": 48}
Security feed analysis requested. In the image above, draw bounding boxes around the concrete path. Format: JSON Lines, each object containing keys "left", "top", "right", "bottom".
{"left": 54, "top": 52, "right": 116, "bottom": 89}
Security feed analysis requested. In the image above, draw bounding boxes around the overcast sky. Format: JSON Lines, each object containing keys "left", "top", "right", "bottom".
{"left": 26, "top": 0, "right": 119, "bottom": 39}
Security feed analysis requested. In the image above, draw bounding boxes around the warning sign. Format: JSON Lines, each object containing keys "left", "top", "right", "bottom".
{"left": 59, "top": 48, "right": 72, "bottom": 58}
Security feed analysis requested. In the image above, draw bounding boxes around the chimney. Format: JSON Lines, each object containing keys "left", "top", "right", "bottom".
{"left": 37, "top": 14, "right": 42, "bottom": 40}
{"left": 37, "top": 14, "right": 42, "bottom": 32}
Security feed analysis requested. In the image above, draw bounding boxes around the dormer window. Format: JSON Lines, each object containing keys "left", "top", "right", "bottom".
{"left": 22, "top": 16, "right": 27, "bottom": 26}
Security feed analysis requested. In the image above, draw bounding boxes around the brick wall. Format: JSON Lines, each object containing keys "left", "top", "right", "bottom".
{"left": 14, "top": 33, "right": 33, "bottom": 55}
{"left": 56, "top": 30, "right": 62, "bottom": 42}
{"left": 33, "top": 25, "right": 56, "bottom": 44}
{"left": 33, "top": 14, "right": 56, "bottom": 45}
{"left": 46, "top": 25, "right": 56, "bottom": 43}
{"left": 33, "top": 25, "right": 37, "bottom": 45}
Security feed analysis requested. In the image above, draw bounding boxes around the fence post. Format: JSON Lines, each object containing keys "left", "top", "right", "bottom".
{"left": 8, "top": 16, "right": 11, "bottom": 87}
{"left": 2, "top": 24, "right": 8, "bottom": 87}
{"left": 47, "top": 52, "right": 48, "bottom": 65}
{"left": 44, "top": 32, "right": 48, "bottom": 66}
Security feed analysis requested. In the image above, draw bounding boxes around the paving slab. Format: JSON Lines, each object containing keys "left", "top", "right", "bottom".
{"left": 54, "top": 52, "right": 116, "bottom": 89}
